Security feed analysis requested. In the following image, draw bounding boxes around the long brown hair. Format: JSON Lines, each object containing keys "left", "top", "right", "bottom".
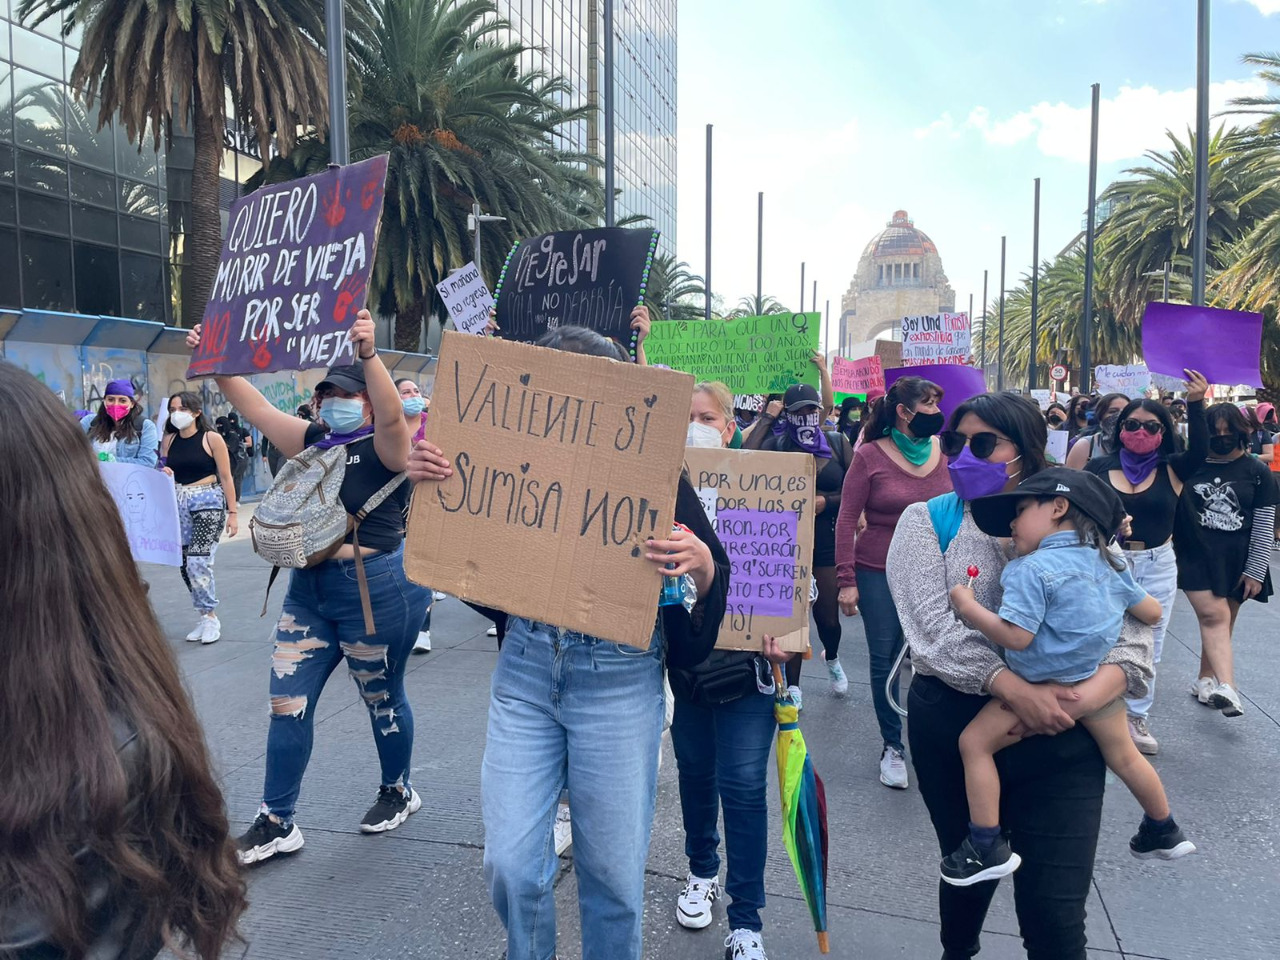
{"left": 0, "top": 362, "right": 245, "bottom": 958}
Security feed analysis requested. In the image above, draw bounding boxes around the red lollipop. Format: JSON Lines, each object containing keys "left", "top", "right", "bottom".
{"left": 966, "top": 565, "right": 980, "bottom": 587}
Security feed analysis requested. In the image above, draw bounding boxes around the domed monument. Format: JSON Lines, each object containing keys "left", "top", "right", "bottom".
{"left": 838, "top": 210, "right": 955, "bottom": 355}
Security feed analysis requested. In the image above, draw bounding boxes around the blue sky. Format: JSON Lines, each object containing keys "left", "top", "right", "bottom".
{"left": 675, "top": 0, "right": 1279, "bottom": 345}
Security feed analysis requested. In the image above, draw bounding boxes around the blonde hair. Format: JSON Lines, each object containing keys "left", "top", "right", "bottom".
{"left": 693, "top": 381, "right": 734, "bottom": 422}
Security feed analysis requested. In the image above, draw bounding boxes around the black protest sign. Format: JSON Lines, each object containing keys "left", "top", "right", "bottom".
{"left": 492, "top": 227, "right": 660, "bottom": 357}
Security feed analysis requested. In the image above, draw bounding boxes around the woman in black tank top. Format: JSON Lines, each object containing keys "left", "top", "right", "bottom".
{"left": 1084, "top": 374, "right": 1208, "bottom": 755}
{"left": 161, "top": 392, "right": 237, "bottom": 646}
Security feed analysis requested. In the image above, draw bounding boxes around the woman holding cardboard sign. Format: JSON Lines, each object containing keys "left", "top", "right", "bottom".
{"left": 408, "top": 324, "right": 729, "bottom": 960}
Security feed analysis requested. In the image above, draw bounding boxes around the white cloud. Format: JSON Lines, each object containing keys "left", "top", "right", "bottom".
{"left": 917, "top": 78, "right": 1269, "bottom": 164}
{"left": 1237, "top": 0, "right": 1280, "bottom": 15}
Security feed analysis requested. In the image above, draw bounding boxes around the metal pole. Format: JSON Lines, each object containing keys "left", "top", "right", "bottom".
{"left": 812, "top": 280, "right": 817, "bottom": 319}
{"left": 1029, "top": 177, "right": 1041, "bottom": 391}
{"left": 603, "top": 0, "right": 616, "bottom": 227}
{"left": 1082, "top": 82, "right": 1100, "bottom": 396}
{"left": 472, "top": 202, "right": 482, "bottom": 268}
{"left": 824, "top": 298, "right": 830, "bottom": 356}
{"left": 998, "top": 236, "right": 1007, "bottom": 392}
{"left": 800, "top": 262, "right": 805, "bottom": 312}
{"left": 968, "top": 292, "right": 974, "bottom": 363}
{"left": 324, "top": 0, "right": 349, "bottom": 165}
{"left": 981, "top": 269, "right": 989, "bottom": 378}
{"left": 1192, "top": 0, "right": 1209, "bottom": 305}
{"left": 756, "top": 192, "right": 763, "bottom": 310}
{"left": 705, "top": 124, "right": 712, "bottom": 321}
{"left": 1164, "top": 260, "right": 1171, "bottom": 301}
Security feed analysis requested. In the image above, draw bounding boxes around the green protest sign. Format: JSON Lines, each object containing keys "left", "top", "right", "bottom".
{"left": 645, "top": 313, "right": 820, "bottom": 393}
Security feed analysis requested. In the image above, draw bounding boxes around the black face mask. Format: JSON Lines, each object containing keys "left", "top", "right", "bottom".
{"left": 908, "top": 410, "right": 946, "bottom": 438}
{"left": 1209, "top": 435, "right": 1241, "bottom": 456}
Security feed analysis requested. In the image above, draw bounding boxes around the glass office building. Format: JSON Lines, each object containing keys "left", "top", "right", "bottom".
{"left": 496, "top": 0, "right": 677, "bottom": 252}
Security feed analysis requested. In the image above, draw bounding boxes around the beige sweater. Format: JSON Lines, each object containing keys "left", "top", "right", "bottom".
{"left": 886, "top": 501, "right": 1153, "bottom": 698}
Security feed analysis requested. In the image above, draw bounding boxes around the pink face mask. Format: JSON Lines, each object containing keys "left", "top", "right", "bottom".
{"left": 105, "top": 403, "right": 130, "bottom": 421}
{"left": 1120, "top": 427, "right": 1163, "bottom": 455}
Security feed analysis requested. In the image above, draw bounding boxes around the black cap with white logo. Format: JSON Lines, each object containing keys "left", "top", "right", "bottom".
{"left": 970, "top": 467, "right": 1127, "bottom": 541}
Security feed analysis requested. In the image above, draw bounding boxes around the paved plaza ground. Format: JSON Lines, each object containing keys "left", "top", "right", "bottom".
{"left": 152, "top": 528, "right": 1280, "bottom": 960}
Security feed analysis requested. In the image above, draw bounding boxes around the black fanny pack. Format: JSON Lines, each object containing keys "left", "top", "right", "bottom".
{"left": 670, "top": 651, "right": 769, "bottom": 706}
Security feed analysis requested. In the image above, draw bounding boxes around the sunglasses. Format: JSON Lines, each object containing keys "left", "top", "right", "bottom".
{"left": 939, "top": 430, "right": 1010, "bottom": 460}
{"left": 1121, "top": 419, "right": 1164, "bottom": 436}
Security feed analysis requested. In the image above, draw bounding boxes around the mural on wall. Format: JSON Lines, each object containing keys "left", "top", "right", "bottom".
{"left": 83, "top": 347, "right": 149, "bottom": 413}
{"left": 2, "top": 342, "right": 85, "bottom": 410}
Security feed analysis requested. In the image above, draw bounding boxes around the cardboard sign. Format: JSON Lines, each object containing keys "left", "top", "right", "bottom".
{"left": 492, "top": 227, "right": 659, "bottom": 356}
{"left": 644, "top": 313, "right": 821, "bottom": 393}
{"left": 404, "top": 332, "right": 693, "bottom": 649}
{"left": 100, "top": 462, "right": 183, "bottom": 567}
{"left": 1142, "top": 301, "right": 1263, "bottom": 388}
{"left": 831, "top": 355, "right": 884, "bottom": 395}
{"left": 849, "top": 338, "right": 903, "bottom": 368}
{"left": 901, "top": 312, "right": 971, "bottom": 365}
{"left": 684, "top": 447, "right": 815, "bottom": 653}
{"left": 437, "top": 261, "right": 495, "bottom": 336}
{"left": 188, "top": 155, "right": 389, "bottom": 378}
{"left": 1094, "top": 363, "right": 1151, "bottom": 398}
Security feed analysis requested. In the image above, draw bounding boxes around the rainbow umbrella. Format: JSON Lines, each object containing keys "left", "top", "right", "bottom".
{"left": 772, "top": 665, "right": 830, "bottom": 953}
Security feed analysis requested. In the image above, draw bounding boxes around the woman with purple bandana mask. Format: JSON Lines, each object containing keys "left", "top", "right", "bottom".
{"left": 1084, "top": 371, "right": 1208, "bottom": 754}
{"left": 80, "top": 378, "right": 159, "bottom": 467}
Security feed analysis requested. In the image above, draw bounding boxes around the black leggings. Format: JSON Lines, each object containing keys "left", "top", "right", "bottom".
{"left": 908, "top": 674, "right": 1106, "bottom": 960}
{"left": 785, "top": 566, "right": 841, "bottom": 687}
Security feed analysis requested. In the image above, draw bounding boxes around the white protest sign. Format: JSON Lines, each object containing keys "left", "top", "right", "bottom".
{"left": 437, "top": 261, "right": 496, "bottom": 336}
{"left": 100, "top": 462, "right": 183, "bottom": 566}
{"left": 1030, "top": 389, "right": 1052, "bottom": 410}
{"left": 1094, "top": 363, "right": 1151, "bottom": 398}
{"left": 901, "top": 312, "right": 971, "bottom": 365}
{"left": 1046, "top": 431, "right": 1069, "bottom": 464}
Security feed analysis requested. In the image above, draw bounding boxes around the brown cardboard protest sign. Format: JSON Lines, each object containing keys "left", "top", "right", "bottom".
{"left": 405, "top": 332, "right": 694, "bottom": 649}
{"left": 683, "top": 447, "right": 815, "bottom": 653}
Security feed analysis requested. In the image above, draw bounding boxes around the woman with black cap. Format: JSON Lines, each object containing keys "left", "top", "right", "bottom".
{"left": 743, "top": 381, "right": 854, "bottom": 706}
{"left": 81, "top": 378, "right": 159, "bottom": 466}
{"left": 184, "top": 310, "right": 430, "bottom": 865}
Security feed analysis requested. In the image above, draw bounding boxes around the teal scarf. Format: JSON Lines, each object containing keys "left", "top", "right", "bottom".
{"left": 889, "top": 428, "right": 932, "bottom": 466}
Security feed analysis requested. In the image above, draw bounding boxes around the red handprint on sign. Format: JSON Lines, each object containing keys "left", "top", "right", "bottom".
{"left": 333, "top": 275, "right": 366, "bottom": 324}
{"left": 321, "top": 181, "right": 346, "bottom": 227}
{"left": 251, "top": 337, "right": 273, "bottom": 370}
{"left": 361, "top": 178, "right": 380, "bottom": 211}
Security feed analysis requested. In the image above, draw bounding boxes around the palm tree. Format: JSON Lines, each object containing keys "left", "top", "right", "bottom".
{"left": 1225, "top": 53, "right": 1280, "bottom": 136}
{"left": 729, "top": 294, "right": 789, "bottom": 318}
{"left": 645, "top": 254, "right": 706, "bottom": 321}
{"left": 19, "top": 0, "right": 331, "bottom": 327}
{"left": 254, "top": 0, "right": 603, "bottom": 351}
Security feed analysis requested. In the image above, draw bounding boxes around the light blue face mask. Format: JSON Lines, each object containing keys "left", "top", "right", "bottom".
{"left": 402, "top": 396, "right": 426, "bottom": 417}
{"left": 320, "top": 397, "right": 367, "bottom": 434}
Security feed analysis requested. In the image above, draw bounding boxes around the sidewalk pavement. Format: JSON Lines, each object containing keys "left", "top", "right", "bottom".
{"left": 151, "top": 539, "right": 1280, "bottom": 960}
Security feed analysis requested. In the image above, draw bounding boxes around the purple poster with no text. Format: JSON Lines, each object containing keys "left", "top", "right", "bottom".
{"left": 1142, "top": 301, "right": 1263, "bottom": 388}
{"left": 187, "top": 155, "right": 390, "bottom": 379}
{"left": 716, "top": 509, "right": 798, "bottom": 619}
{"left": 886, "top": 363, "right": 988, "bottom": 420}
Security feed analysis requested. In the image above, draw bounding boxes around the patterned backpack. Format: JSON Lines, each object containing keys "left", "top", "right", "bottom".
{"left": 250, "top": 441, "right": 406, "bottom": 633}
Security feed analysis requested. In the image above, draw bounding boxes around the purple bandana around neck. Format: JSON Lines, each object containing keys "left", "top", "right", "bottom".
{"left": 311, "top": 424, "right": 375, "bottom": 451}
{"left": 785, "top": 410, "right": 832, "bottom": 459}
{"left": 1119, "top": 448, "right": 1161, "bottom": 486}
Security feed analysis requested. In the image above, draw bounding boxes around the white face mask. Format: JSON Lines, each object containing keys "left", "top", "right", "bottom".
{"left": 686, "top": 421, "right": 725, "bottom": 448}
{"left": 169, "top": 411, "right": 195, "bottom": 431}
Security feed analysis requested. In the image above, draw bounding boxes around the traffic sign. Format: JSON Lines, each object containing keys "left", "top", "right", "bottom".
{"left": 1050, "top": 364, "right": 1068, "bottom": 382}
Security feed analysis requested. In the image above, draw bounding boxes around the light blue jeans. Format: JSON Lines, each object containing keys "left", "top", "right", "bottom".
{"left": 1124, "top": 542, "right": 1177, "bottom": 718}
{"left": 482, "top": 617, "right": 665, "bottom": 960}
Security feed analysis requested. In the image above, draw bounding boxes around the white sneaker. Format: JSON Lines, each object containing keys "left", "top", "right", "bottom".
{"left": 486, "top": 625, "right": 499, "bottom": 637}
{"left": 827, "top": 657, "right": 849, "bottom": 696}
{"left": 432, "top": 590, "right": 447, "bottom": 601}
{"left": 1209, "top": 681, "right": 1244, "bottom": 717}
{"left": 553, "top": 803, "right": 573, "bottom": 856}
{"left": 676, "top": 873, "right": 720, "bottom": 930}
{"left": 413, "top": 630, "right": 432, "bottom": 654}
{"left": 185, "top": 618, "right": 205, "bottom": 642}
{"left": 198, "top": 615, "right": 221, "bottom": 645}
{"left": 879, "top": 746, "right": 909, "bottom": 789}
{"left": 1191, "top": 675, "right": 1217, "bottom": 705}
{"left": 787, "top": 685, "right": 803, "bottom": 712}
{"left": 724, "top": 928, "right": 768, "bottom": 959}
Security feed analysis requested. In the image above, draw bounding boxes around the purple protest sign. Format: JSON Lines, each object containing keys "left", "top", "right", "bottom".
{"left": 716, "top": 509, "right": 798, "bottom": 618}
{"left": 187, "top": 155, "right": 389, "bottom": 379}
{"left": 1142, "top": 301, "right": 1263, "bottom": 387}
{"left": 886, "top": 363, "right": 988, "bottom": 420}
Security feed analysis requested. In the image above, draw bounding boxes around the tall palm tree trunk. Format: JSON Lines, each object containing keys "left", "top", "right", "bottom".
{"left": 395, "top": 297, "right": 425, "bottom": 351}
{"left": 181, "top": 92, "right": 225, "bottom": 328}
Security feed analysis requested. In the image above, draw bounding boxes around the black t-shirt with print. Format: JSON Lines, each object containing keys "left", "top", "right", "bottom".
{"left": 304, "top": 425, "right": 409, "bottom": 552}
{"left": 1174, "top": 454, "right": 1278, "bottom": 597}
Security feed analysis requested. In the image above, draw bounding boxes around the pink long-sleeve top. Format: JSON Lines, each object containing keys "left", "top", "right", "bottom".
{"left": 835, "top": 440, "right": 952, "bottom": 586}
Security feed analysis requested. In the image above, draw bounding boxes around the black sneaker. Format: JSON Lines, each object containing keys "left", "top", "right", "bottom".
{"left": 360, "top": 785, "right": 422, "bottom": 833}
{"left": 236, "top": 812, "right": 304, "bottom": 866}
{"left": 940, "top": 836, "right": 1021, "bottom": 886}
{"left": 1129, "top": 821, "right": 1197, "bottom": 860}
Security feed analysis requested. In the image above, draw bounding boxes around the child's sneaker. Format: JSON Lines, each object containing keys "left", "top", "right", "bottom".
{"left": 940, "top": 836, "right": 1021, "bottom": 886}
{"left": 1130, "top": 819, "right": 1197, "bottom": 860}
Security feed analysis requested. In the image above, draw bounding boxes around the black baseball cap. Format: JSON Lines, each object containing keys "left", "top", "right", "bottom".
{"left": 971, "top": 467, "right": 1126, "bottom": 541}
{"left": 783, "top": 383, "right": 822, "bottom": 411}
{"left": 317, "top": 360, "right": 368, "bottom": 395}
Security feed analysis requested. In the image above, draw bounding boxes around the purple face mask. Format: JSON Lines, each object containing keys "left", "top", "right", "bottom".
{"left": 947, "top": 446, "right": 1020, "bottom": 502}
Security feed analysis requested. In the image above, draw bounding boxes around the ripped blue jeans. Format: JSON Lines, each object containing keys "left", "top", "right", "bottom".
{"left": 260, "top": 543, "right": 430, "bottom": 822}
{"left": 176, "top": 482, "right": 225, "bottom": 615}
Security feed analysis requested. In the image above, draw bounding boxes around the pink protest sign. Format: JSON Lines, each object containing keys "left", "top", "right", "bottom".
{"left": 187, "top": 155, "right": 389, "bottom": 378}
{"left": 831, "top": 355, "right": 884, "bottom": 395}
{"left": 1142, "top": 302, "right": 1263, "bottom": 387}
{"left": 886, "top": 363, "right": 988, "bottom": 420}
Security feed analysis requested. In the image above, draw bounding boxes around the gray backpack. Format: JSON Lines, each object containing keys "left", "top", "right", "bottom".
{"left": 250, "top": 441, "right": 406, "bottom": 633}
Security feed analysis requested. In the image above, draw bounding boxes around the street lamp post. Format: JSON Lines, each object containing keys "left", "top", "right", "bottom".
{"left": 1029, "top": 177, "right": 1041, "bottom": 391}
{"left": 998, "top": 236, "right": 1007, "bottom": 392}
{"left": 324, "top": 0, "right": 349, "bottom": 165}
{"left": 469, "top": 203, "right": 507, "bottom": 276}
{"left": 1192, "top": 0, "right": 1209, "bottom": 306}
{"left": 1082, "top": 82, "right": 1100, "bottom": 396}
{"left": 981, "top": 268, "right": 989, "bottom": 382}
{"left": 603, "top": 0, "right": 616, "bottom": 227}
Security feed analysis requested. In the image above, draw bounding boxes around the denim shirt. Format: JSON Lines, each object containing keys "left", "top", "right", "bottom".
{"left": 80, "top": 414, "right": 159, "bottom": 467}
{"left": 999, "top": 530, "right": 1149, "bottom": 684}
